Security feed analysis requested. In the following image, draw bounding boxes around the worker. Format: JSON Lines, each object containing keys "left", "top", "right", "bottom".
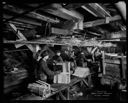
{"left": 69, "top": 50, "right": 77, "bottom": 72}
{"left": 91, "top": 48, "right": 102, "bottom": 89}
{"left": 69, "top": 50, "right": 76, "bottom": 62}
{"left": 51, "top": 50, "right": 63, "bottom": 72}
{"left": 52, "top": 50, "right": 63, "bottom": 63}
{"left": 61, "top": 49, "right": 70, "bottom": 61}
{"left": 37, "top": 50, "right": 55, "bottom": 84}
{"left": 76, "top": 51, "right": 86, "bottom": 67}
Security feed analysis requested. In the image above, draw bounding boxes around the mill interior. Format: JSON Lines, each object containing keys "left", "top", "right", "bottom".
{"left": 3, "top": 1, "right": 127, "bottom": 101}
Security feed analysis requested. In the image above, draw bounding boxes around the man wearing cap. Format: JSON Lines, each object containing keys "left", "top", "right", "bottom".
{"left": 37, "top": 50, "right": 55, "bottom": 83}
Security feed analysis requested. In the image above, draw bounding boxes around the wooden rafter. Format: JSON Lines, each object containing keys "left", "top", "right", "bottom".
{"left": 3, "top": 14, "right": 41, "bottom": 26}
{"left": 9, "top": 21, "right": 35, "bottom": 29}
{"left": 84, "top": 15, "right": 121, "bottom": 28}
{"left": 82, "top": 4, "right": 104, "bottom": 17}
{"left": 64, "top": 3, "right": 85, "bottom": 9}
{"left": 41, "top": 3, "right": 83, "bottom": 21}
{"left": 4, "top": 5, "right": 60, "bottom": 23}
{"left": 94, "top": 3, "right": 111, "bottom": 17}
{"left": 4, "top": 3, "right": 50, "bottom": 23}
{"left": 9, "top": 23, "right": 36, "bottom": 52}
{"left": 28, "top": 12, "right": 60, "bottom": 23}
{"left": 81, "top": 5, "right": 98, "bottom": 17}
{"left": 43, "top": 9, "right": 75, "bottom": 20}
{"left": 82, "top": 3, "right": 111, "bottom": 18}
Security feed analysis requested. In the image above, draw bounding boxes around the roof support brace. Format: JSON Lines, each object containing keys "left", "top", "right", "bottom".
{"left": 4, "top": 3, "right": 50, "bottom": 23}
{"left": 84, "top": 15, "right": 121, "bottom": 28}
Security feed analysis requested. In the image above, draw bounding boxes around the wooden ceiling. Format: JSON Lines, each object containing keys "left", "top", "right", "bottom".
{"left": 3, "top": 1, "right": 125, "bottom": 39}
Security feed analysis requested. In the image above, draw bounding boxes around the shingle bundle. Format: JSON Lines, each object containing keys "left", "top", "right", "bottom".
{"left": 28, "top": 80, "right": 51, "bottom": 98}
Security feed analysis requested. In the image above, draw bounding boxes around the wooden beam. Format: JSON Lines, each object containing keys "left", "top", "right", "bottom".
{"left": 102, "top": 51, "right": 106, "bottom": 75}
{"left": 83, "top": 4, "right": 104, "bottom": 17}
{"left": 59, "top": 8, "right": 84, "bottom": 20}
{"left": 28, "top": 12, "right": 60, "bottom": 23}
{"left": 9, "top": 21, "right": 33, "bottom": 27}
{"left": 87, "top": 3, "right": 111, "bottom": 17}
{"left": 9, "top": 23, "right": 26, "bottom": 40}
{"left": 81, "top": 6, "right": 98, "bottom": 17}
{"left": 4, "top": 38, "right": 120, "bottom": 47}
{"left": 98, "top": 39, "right": 126, "bottom": 42}
{"left": 3, "top": 39, "right": 100, "bottom": 47}
{"left": 87, "top": 31, "right": 101, "bottom": 36}
{"left": 4, "top": 5, "right": 59, "bottom": 23}
{"left": 58, "top": 8, "right": 84, "bottom": 29}
{"left": 121, "top": 54, "right": 126, "bottom": 79}
{"left": 94, "top": 3, "right": 111, "bottom": 17}
{"left": 82, "top": 79, "right": 89, "bottom": 87}
{"left": 84, "top": 15, "right": 121, "bottom": 28}
{"left": 9, "top": 23, "right": 36, "bottom": 52}
{"left": 9, "top": 21, "right": 35, "bottom": 29}
{"left": 51, "top": 27, "right": 71, "bottom": 35}
{"left": 41, "top": 3, "right": 83, "bottom": 21}
{"left": 65, "top": 3, "right": 85, "bottom": 9}
{"left": 4, "top": 3, "right": 50, "bottom": 23}
{"left": 3, "top": 40, "right": 67, "bottom": 45}
{"left": 14, "top": 18, "right": 41, "bottom": 26}
{"left": 4, "top": 14, "right": 41, "bottom": 26}
{"left": 43, "top": 9, "right": 74, "bottom": 20}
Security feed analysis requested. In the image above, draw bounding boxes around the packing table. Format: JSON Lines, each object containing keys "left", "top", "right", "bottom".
{"left": 15, "top": 73, "right": 93, "bottom": 100}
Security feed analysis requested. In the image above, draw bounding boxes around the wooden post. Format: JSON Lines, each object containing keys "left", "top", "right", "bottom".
{"left": 121, "top": 54, "right": 126, "bottom": 79}
{"left": 67, "top": 88, "right": 70, "bottom": 100}
{"left": 102, "top": 51, "right": 106, "bottom": 75}
{"left": 59, "top": 92, "right": 66, "bottom": 100}
{"left": 87, "top": 75, "right": 92, "bottom": 88}
{"left": 82, "top": 79, "right": 89, "bottom": 87}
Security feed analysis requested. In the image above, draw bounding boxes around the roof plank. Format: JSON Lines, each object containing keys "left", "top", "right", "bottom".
{"left": 84, "top": 15, "right": 121, "bottom": 28}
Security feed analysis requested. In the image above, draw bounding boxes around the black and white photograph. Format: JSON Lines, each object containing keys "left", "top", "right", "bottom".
{"left": 2, "top": 0, "right": 127, "bottom": 102}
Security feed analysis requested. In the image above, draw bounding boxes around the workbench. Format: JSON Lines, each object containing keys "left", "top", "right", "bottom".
{"left": 15, "top": 74, "right": 93, "bottom": 100}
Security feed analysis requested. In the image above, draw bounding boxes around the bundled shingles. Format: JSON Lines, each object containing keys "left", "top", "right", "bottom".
{"left": 28, "top": 80, "right": 51, "bottom": 98}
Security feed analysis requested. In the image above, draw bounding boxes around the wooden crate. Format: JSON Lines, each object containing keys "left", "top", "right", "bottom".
{"left": 54, "top": 62, "right": 71, "bottom": 84}
{"left": 54, "top": 73, "right": 70, "bottom": 84}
